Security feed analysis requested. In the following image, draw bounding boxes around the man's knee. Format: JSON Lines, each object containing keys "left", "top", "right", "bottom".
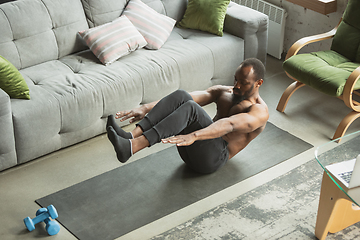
{"left": 182, "top": 100, "right": 202, "bottom": 112}
{"left": 170, "top": 89, "right": 192, "bottom": 102}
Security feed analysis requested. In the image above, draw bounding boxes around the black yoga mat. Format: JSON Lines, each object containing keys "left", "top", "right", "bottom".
{"left": 36, "top": 122, "right": 313, "bottom": 240}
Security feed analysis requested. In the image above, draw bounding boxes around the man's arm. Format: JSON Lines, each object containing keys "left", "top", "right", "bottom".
{"left": 116, "top": 100, "right": 159, "bottom": 123}
{"left": 190, "top": 85, "right": 229, "bottom": 106}
{"left": 162, "top": 104, "right": 268, "bottom": 146}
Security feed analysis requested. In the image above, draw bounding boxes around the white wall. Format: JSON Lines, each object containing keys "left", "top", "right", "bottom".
{"left": 264, "top": 0, "right": 348, "bottom": 57}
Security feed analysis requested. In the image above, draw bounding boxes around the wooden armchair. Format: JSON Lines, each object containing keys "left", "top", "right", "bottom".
{"left": 277, "top": 0, "right": 360, "bottom": 141}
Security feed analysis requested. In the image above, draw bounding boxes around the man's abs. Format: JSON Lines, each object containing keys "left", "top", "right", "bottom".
{"left": 222, "top": 125, "right": 265, "bottom": 159}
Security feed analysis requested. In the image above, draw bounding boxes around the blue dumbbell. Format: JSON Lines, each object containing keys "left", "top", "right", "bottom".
{"left": 34, "top": 207, "right": 60, "bottom": 235}
{"left": 24, "top": 205, "right": 60, "bottom": 235}
{"left": 43, "top": 217, "right": 60, "bottom": 236}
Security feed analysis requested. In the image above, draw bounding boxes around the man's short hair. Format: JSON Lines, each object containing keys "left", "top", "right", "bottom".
{"left": 241, "top": 58, "right": 265, "bottom": 81}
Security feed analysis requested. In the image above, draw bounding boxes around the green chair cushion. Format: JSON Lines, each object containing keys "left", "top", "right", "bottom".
{"left": 177, "top": 0, "right": 230, "bottom": 36}
{"left": 331, "top": 21, "right": 360, "bottom": 62}
{"left": 331, "top": 0, "right": 360, "bottom": 62}
{"left": 283, "top": 50, "right": 360, "bottom": 97}
{"left": 0, "top": 56, "right": 30, "bottom": 99}
{"left": 341, "top": 0, "right": 360, "bottom": 27}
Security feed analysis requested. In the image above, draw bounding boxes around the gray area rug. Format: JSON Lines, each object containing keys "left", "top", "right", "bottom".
{"left": 36, "top": 122, "right": 312, "bottom": 240}
{"left": 152, "top": 134, "right": 360, "bottom": 240}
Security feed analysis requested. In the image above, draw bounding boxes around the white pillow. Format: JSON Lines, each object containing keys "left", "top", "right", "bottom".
{"left": 79, "top": 15, "right": 147, "bottom": 65}
{"left": 123, "top": 0, "right": 176, "bottom": 50}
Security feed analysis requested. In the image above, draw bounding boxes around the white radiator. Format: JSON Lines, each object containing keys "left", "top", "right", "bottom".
{"left": 232, "top": 0, "right": 287, "bottom": 59}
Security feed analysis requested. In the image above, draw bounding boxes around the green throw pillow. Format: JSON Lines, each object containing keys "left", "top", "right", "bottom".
{"left": 0, "top": 56, "right": 30, "bottom": 99}
{"left": 177, "top": 0, "right": 230, "bottom": 36}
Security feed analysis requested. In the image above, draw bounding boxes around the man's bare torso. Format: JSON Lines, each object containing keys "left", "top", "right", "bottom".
{"left": 212, "top": 86, "right": 268, "bottom": 159}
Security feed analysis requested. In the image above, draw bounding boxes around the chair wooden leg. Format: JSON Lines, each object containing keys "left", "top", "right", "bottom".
{"left": 315, "top": 173, "right": 360, "bottom": 240}
{"left": 276, "top": 81, "right": 305, "bottom": 112}
{"left": 332, "top": 110, "right": 360, "bottom": 142}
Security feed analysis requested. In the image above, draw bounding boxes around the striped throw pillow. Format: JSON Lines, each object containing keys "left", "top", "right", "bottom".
{"left": 123, "top": 0, "right": 176, "bottom": 50}
{"left": 79, "top": 15, "right": 147, "bottom": 65}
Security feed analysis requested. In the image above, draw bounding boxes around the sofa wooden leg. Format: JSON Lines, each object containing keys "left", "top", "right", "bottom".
{"left": 332, "top": 110, "right": 360, "bottom": 142}
{"left": 276, "top": 81, "right": 305, "bottom": 112}
{"left": 315, "top": 172, "right": 360, "bottom": 240}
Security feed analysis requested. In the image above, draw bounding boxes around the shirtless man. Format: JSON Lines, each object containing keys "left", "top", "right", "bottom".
{"left": 107, "top": 58, "right": 269, "bottom": 174}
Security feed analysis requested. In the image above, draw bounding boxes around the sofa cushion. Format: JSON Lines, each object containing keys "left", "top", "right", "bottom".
{"left": 15, "top": 56, "right": 143, "bottom": 163}
{"left": 283, "top": 50, "right": 360, "bottom": 97}
{"left": 0, "top": 0, "right": 88, "bottom": 70}
{"left": 0, "top": 56, "right": 30, "bottom": 99}
{"left": 59, "top": 50, "right": 145, "bottom": 120}
{"left": 41, "top": 0, "right": 89, "bottom": 58}
{"left": 81, "top": 0, "right": 128, "bottom": 27}
{"left": 177, "top": 0, "right": 230, "bottom": 36}
{"left": 170, "top": 28, "right": 244, "bottom": 87}
{"left": 81, "top": 0, "right": 187, "bottom": 28}
{"left": 173, "top": 28, "right": 244, "bottom": 85}
{"left": 123, "top": 0, "right": 176, "bottom": 49}
{"left": 140, "top": 0, "right": 187, "bottom": 22}
{"left": 79, "top": 15, "right": 147, "bottom": 65}
{"left": 13, "top": 62, "right": 65, "bottom": 163}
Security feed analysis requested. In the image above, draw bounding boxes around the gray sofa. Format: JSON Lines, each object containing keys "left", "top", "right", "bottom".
{"left": 0, "top": 0, "right": 268, "bottom": 171}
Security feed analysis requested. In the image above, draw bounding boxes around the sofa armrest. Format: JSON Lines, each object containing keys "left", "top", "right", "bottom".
{"left": 0, "top": 88, "right": 17, "bottom": 171}
{"left": 224, "top": 2, "right": 269, "bottom": 63}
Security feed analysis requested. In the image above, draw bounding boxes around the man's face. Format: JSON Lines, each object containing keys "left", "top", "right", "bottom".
{"left": 232, "top": 65, "right": 258, "bottom": 103}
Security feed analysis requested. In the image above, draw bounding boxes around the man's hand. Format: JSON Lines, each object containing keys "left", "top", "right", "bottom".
{"left": 116, "top": 106, "right": 147, "bottom": 123}
{"left": 162, "top": 134, "right": 196, "bottom": 146}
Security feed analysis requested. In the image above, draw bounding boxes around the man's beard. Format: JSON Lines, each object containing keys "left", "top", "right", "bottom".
{"left": 232, "top": 84, "right": 254, "bottom": 104}
{"left": 232, "top": 93, "right": 245, "bottom": 104}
